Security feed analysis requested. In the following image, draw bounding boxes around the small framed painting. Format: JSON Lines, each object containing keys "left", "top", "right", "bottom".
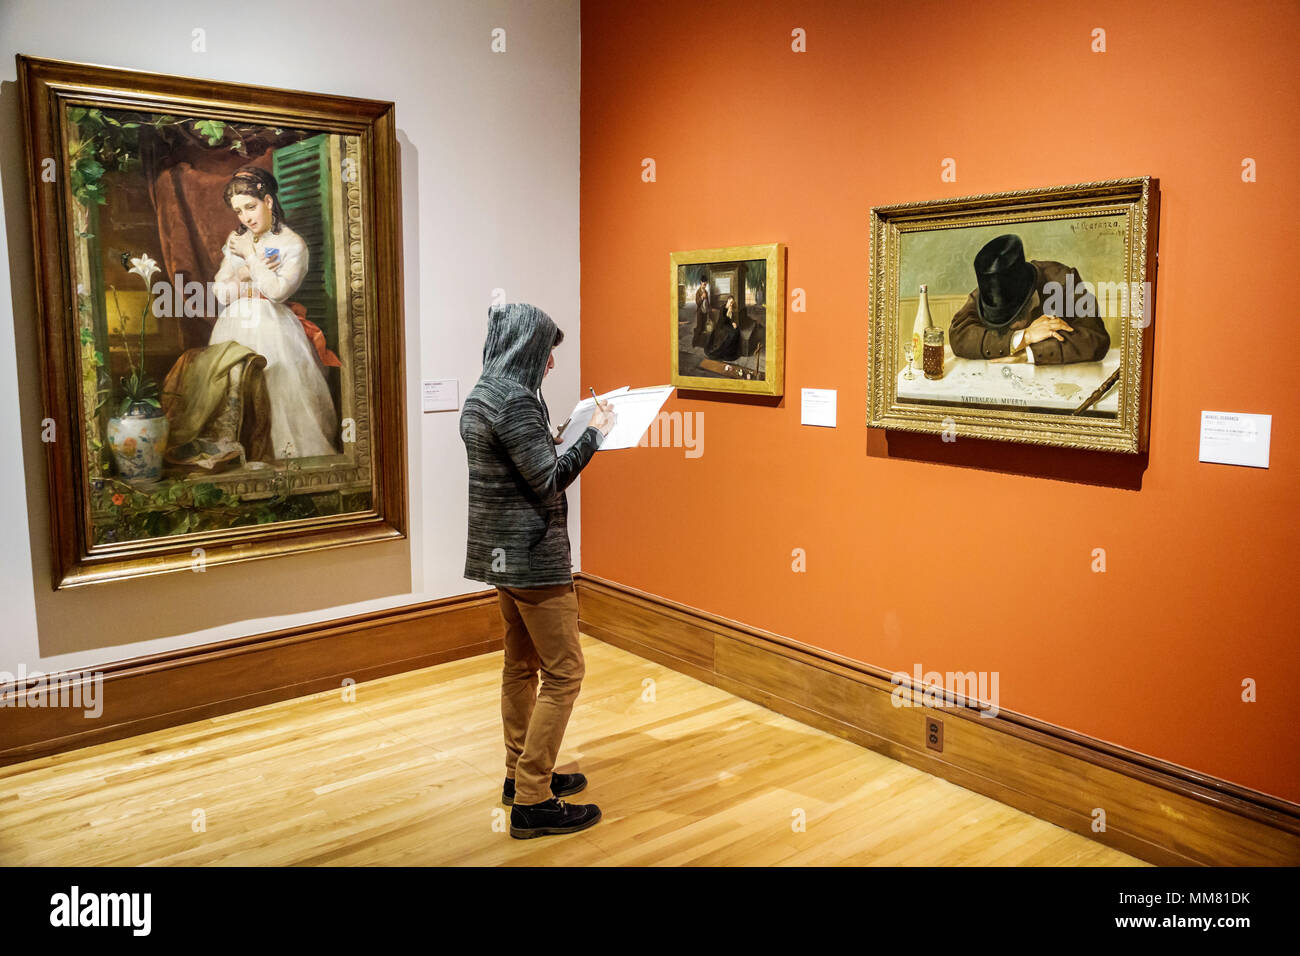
{"left": 867, "top": 178, "right": 1158, "bottom": 453}
{"left": 670, "top": 242, "right": 785, "bottom": 396}
{"left": 18, "top": 55, "right": 407, "bottom": 588}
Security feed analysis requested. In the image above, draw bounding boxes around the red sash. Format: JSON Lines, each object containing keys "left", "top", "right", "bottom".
{"left": 252, "top": 291, "right": 342, "bottom": 367}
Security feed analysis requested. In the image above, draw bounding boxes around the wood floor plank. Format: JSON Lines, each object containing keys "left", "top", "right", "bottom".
{"left": 0, "top": 636, "right": 1145, "bottom": 867}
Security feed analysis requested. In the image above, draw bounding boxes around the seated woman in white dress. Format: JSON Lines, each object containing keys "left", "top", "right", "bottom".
{"left": 210, "top": 165, "right": 339, "bottom": 460}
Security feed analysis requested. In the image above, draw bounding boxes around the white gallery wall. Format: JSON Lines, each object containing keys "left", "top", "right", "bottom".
{"left": 0, "top": 0, "right": 583, "bottom": 674}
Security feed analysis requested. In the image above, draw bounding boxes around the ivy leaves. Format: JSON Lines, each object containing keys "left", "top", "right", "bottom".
{"left": 67, "top": 106, "right": 140, "bottom": 207}
{"left": 66, "top": 107, "right": 254, "bottom": 210}
{"left": 193, "top": 119, "right": 224, "bottom": 145}
{"left": 93, "top": 475, "right": 328, "bottom": 542}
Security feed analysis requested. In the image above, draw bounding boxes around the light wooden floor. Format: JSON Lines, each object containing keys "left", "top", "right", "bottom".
{"left": 0, "top": 635, "right": 1145, "bottom": 866}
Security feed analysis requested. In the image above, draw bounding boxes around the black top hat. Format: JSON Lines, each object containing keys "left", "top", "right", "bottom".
{"left": 973, "top": 234, "right": 1037, "bottom": 328}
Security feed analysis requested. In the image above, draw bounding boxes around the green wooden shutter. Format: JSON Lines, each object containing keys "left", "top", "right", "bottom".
{"left": 272, "top": 135, "right": 337, "bottom": 351}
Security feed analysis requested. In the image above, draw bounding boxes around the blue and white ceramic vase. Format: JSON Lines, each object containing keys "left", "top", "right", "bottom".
{"left": 106, "top": 402, "right": 170, "bottom": 482}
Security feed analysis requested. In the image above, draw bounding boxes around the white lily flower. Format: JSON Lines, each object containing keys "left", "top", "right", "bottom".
{"left": 128, "top": 254, "right": 160, "bottom": 287}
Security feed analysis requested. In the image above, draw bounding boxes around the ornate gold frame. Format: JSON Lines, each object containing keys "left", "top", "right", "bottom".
{"left": 867, "top": 178, "right": 1158, "bottom": 453}
{"left": 670, "top": 243, "right": 785, "bottom": 396}
{"left": 18, "top": 55, "right": 407, "bottom": 588}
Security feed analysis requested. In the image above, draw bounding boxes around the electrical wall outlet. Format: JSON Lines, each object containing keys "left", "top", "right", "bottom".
{"left": 925, "top": 715, "right": 944, "bottom": 753}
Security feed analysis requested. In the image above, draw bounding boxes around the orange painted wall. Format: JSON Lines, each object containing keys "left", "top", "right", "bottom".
{"left": 578, "top": 0, "right": 1299, "bottom": 803}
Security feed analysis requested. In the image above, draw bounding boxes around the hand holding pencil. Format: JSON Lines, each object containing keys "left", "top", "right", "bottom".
{"left": 588, "top": 387, "right": 617, "bottom": 436}
{"left": 554, "top": 387, "right": 618, "bottom": 443}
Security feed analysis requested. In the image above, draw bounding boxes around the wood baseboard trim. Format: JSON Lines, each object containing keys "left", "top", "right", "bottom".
{"left": 0, "top": 589, "right": 504, "bottom": 767}
{"left": 574, "top": 572, "right": 1300, "bottom": 867}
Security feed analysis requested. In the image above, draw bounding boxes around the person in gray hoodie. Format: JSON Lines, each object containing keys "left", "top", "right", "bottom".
{"left": 460, "top": 302, "right": 615, "bottom": 839}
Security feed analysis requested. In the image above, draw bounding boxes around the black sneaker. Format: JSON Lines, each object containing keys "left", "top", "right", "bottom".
{"left": 501, "top": 771, "right": 587, "bottom": 806}
{"left": 509, "top": 797, "right": 602, "bottom": 839}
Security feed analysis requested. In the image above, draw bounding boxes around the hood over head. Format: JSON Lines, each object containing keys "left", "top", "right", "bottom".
{"left": 480, "top": 302, "right": 559, "bottom": 395}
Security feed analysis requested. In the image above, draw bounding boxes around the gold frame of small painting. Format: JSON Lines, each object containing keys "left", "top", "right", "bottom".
{"left": 670, "top": 243, "right": 785, "bottom": 396}
{"left": 867, "top": 177, "right": 1158, "bottom": 453}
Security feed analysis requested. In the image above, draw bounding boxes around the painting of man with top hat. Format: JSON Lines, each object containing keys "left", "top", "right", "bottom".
{"left": 870, "top": 177, "right": 1157, "bottom": 450}
{"left": 948, "top": 233, "right": 1110, "bottom": 366}
{"left": 891, "top": 211, "right": 1131, "bottom": 419}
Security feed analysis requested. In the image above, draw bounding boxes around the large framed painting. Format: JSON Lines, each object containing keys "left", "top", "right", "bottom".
{"left": 18, "top": 56, "right": 407, "bottom": 588}
{"left": 670, "top": 243, "right": 785, "bottom": 396}
{"left": 868, "top": 178, "right": 1158, "bottom": 453}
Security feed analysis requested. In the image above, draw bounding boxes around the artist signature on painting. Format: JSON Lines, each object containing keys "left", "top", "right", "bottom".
{"left": 1069, "top": 219, "right": 1121, "bottom": 233}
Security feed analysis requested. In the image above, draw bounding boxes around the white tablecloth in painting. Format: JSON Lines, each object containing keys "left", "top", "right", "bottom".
{"left": 897, "top": 348, "right": 1121, "bottom": 414}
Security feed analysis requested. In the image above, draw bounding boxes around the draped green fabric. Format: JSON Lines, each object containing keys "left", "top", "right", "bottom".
{"left": 163, "top": 340, "right": 260, "bottom": 447}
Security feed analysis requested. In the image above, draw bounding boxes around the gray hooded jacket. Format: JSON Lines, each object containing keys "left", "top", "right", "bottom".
{"left": 459, "top": 303, "right": 603, "bottom": 588}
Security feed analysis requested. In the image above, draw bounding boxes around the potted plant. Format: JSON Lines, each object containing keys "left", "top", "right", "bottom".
{"left": 105, "top": 253, "right": 170, "bottom": 483}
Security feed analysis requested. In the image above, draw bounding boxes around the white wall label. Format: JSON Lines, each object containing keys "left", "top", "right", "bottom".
{"left": 422, "top": 379, "right": 459, "bottom": 412}
{"left": 1199, "top": 411, "right": 1271, "bottom": 468}
{"left": 801, "top": 388, "right": 837, "bottom": 428}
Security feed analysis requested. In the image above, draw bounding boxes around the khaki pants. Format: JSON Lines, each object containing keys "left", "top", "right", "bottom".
{"left": 496, "top": 581, "right": 585, "bottom": 807}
